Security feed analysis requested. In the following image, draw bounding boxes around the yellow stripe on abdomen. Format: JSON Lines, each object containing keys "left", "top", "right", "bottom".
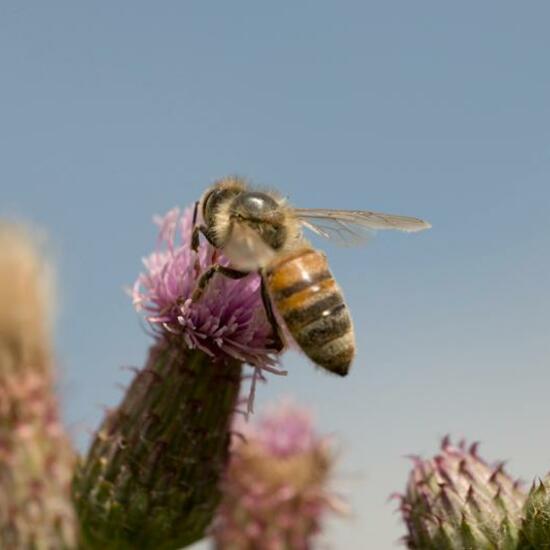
{"left": 265, "top": 247, "right": 355, "bottom": 376}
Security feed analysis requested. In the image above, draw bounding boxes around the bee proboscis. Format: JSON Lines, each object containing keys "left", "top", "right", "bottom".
{"left": 191, "top": 177, "right": 431, "bottom": 376}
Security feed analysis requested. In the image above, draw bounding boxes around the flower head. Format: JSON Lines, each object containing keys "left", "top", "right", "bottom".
{"left": 213, "top": 400, "right": 344, "bottom": 549}
{"left": 0, "top": 223, "right": 76, "bottom": 548}
{"left": 398, "top": 437, "right": 526, "bottom": 549}
{"left": 251, "top": 401, "right": 317, "bottom": 458}
{"left": 132, "top": 207, "right": 285, "bottom": 402}
{"left": 76, "top": 204, "right": 283, "bottom": 548}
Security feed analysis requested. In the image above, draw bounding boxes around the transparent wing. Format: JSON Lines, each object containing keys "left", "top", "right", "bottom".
{"left": 295, "top": 208, "right": 431, "bottom": 247}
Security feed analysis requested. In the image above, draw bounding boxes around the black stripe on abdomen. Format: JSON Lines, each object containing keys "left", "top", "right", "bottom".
{"left": 271, "top": 269, "right": 332, "bottom": 301}
{"left": 294, "top": 303, "right": 352, "bottom": 349}
{"left": 283, "top": 293, "right": 345, "bottom": 330}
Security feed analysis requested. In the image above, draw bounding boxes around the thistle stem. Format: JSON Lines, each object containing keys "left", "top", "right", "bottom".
{"left": 73, "top": 337, "right": 242, "bottom": 549}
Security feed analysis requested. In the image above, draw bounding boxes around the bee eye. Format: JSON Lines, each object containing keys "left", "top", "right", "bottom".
{"left": 201, "top": 190, "right": 215, "bottom": 217}
{"left": 203, "top": 188, "right": 240, "bottom": 227}
{"left": 233, "top": 192, "right": 279, "bottom": 220}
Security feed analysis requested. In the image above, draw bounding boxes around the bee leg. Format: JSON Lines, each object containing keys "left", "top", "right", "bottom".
{"left": 191, "top": 201, "right": 218, "bottom": 252}
{"left": 192, "top": 264, "right": 250, "bottom": 302}
{"left": 259, "top": 273, "right": 285, "bottom": 352}
{"left": 192, "top": 225, "right": 210, "bottom": 253}
{"left": 192, "top": 225, "right": 218, "bottom": 253}
{"left": 191, "top": 200, "right": 200, "bottom": 251}
{"left": 192, "top": 199, "right": 200, "bottom": 226}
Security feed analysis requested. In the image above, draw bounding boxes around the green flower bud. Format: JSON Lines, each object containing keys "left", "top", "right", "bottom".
{"left": 399, "top": 437, "right": 526, "bottom": 550}
{"left": 518, "top": 476, "right": 550, "bottom": 549}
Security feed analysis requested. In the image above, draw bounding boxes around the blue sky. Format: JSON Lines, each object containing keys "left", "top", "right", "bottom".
{"left": 2, "top": 3, "right": 550, "bottom": 548}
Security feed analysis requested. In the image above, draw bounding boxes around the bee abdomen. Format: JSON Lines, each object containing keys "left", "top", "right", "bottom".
{"left": 265, "top": 248, "right": 355, "bottom": 376}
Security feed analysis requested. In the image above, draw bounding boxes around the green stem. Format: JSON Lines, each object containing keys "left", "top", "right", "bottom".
{"left": 73, "top": 337, "right": 242, "bottom": 549}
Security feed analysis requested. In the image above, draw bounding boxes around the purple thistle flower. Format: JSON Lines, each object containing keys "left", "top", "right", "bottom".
{"left": 132, "top": 207, "right": 286, "bottom": 412}
{"left": 74, "top": 201, "right": 287, "bottom": 548}
{"left": 247, "top": 400, "right": 317, "bottom": 458}
{"left": 213, "top": 400, "right": 346, "bottom": 549}
{"left": 133, "top": 206, "right": 279, "bottom": 367}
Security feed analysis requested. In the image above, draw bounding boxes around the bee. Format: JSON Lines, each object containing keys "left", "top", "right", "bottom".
{"left": 191, "top": 176, "right": 431, "bottom": 376}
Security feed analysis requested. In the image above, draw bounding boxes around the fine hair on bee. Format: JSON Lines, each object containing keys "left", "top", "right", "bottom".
{"left": 191, "top": 175, "right": 431, "bottom": 376}
{"left": 191, "top": 176, "right": 354, "bottom": 375}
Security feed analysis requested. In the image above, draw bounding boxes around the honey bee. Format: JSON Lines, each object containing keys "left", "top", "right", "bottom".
{"left": 191, "top": 176, "right": 431, "bottom": 376}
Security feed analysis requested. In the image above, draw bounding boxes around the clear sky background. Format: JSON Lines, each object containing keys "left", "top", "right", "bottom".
{"left": 2, "top": 3, "right": 550, "bottom": 548}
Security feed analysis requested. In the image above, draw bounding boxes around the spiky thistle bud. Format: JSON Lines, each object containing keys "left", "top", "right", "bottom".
{"left": 398, "top": 437, "right": 526, "bottom": 550}
{"left": 73, "top": 205, "right": 283, "bottom": 549}
{"left": 517, "top": 476, "right": 550, "bottom": 549}
{"left": 0, "top": 223, "right": 77, "bottom": 549}
{"left": 212, "top": 400, "right": 344, "bottom": 550}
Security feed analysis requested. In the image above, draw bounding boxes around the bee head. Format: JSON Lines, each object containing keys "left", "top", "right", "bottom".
{"left": 201, "top": 177, "right": 247, "bottom": 230}
{"left": 231, "top": 192, "right": 287, "bottom": 250}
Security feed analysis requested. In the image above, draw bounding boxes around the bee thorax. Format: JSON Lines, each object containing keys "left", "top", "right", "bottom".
{"left": 222, "top": 223, "right": 279, "bottom": 271}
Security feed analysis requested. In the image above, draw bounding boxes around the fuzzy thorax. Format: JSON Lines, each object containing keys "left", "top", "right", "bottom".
{"left": 203, "top": 176, "right": 303, "bottom": 271}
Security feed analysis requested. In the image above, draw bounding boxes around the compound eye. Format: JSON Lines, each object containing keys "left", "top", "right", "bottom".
{"left": 234, "top": 192, "right": 280, "bottom": 220}
{"left": 202, "top": 189, "right": 226, "bottom": 220}
{"left": 201, "top": 190, "right": 216, "bottom": 219}
{"left": 202, "top": 187, "right": 242, "bottom": 227}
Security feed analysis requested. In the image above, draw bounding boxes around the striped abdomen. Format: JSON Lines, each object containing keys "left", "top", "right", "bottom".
{"left": 264, "top": 247, "right": 355, "bottom": 376}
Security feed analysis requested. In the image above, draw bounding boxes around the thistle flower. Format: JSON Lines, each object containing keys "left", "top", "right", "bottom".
{"left": 517, "top": 476, "right": 550, "bottom": 549}
{"left": 74, "top": 205, "right": 284, "bottom": 549}
{"left": 212, "top": 400, "right": 344, "bottom": 550}
{"left": 398, "top": 437, "right": 526, "bottom": 550}
{"left": 0, "top": 223, "right": 77, "bottom": 549}
{"left": 132, "top": 206, "right": 279, "bottom": 372}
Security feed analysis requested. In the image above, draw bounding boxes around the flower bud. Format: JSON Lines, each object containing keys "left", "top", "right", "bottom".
{"left": 518, "top": 476, "right": 550, "bottom": 548}
{"left": 399, "top": 437, "right": 526, "bottom": 549}
{"left": 213, "top": 401, "right": 344, "bottom": 549}
{"left": 0, "top": 223, "right": 77, "bottom": 549}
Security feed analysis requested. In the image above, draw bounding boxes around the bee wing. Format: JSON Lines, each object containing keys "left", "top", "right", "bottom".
{"left": 295, "top": 208, "right": 431, "bottom": 247}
